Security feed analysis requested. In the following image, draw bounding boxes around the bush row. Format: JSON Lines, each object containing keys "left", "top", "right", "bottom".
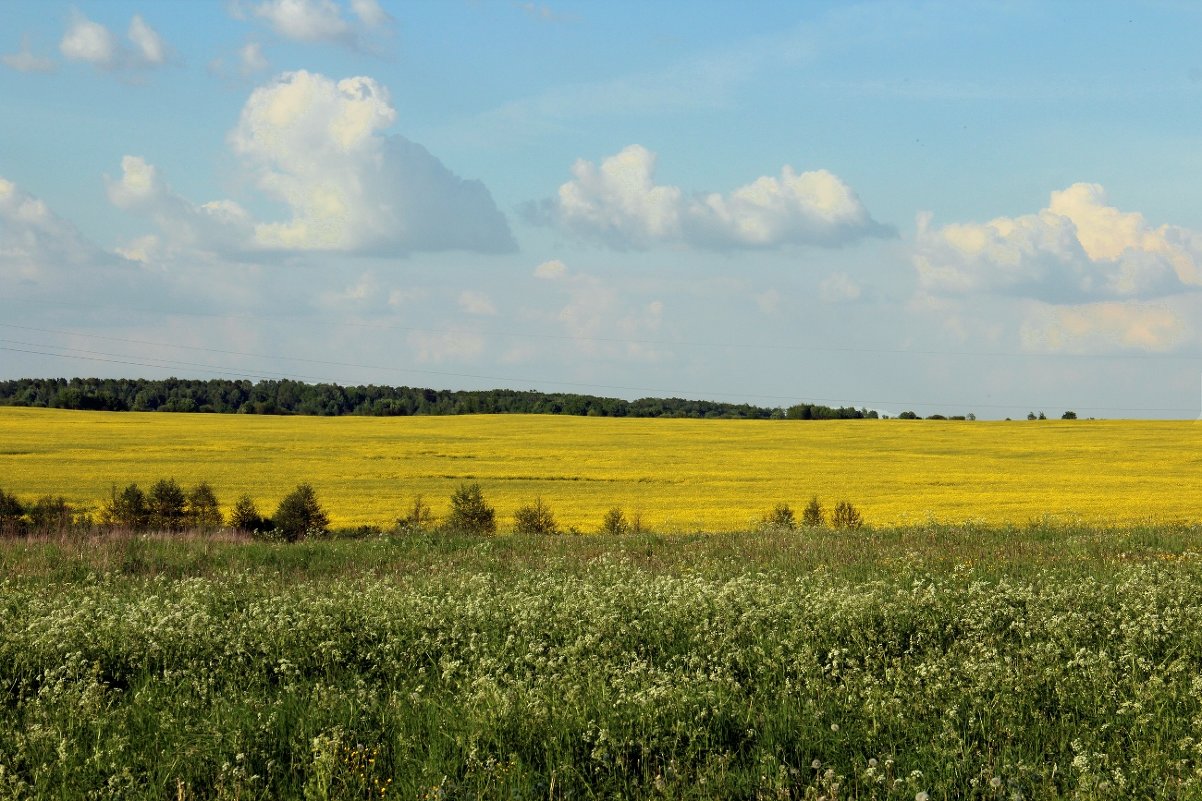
{"left": 0, "top": 481, "right": 866, "bottom": 540}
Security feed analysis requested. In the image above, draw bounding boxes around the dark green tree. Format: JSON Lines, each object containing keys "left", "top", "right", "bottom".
{"left": 1061, "top": 410, "right": 1078, "bottom": 420}
{"left": 513, "top": 497, "right": 558, "bottom": 535}
{"left": 600, "top": 507, "right": 628, "bottom": 535}
{"left": 0, "top": 489, "right": 25, "bottom": 535}
{"left": 102, "top": 484, "right": 149, "bottom": 530}
{"left": 446, "top": 483, "right": 496, "bottom": 535}
{"left": 28, "top": 496, "right": 74, "bottom": 532}
{"left": 272, "top": 483, "right": 329, "bottom": 542}
{"left": 148, "top": 478, "right": 187, "bottom": 532}
{"left": 801, "top": 496, "right": 825, "bottom": 527}
{"left": 831, "top": 500, "right": 864, "bottom": 530}
{"left": 185, "top": 482, "right": 224, "bottom": 530}
{"left": 762, "top": 502, "right": 796, "bottom": 530}
{"left": 230, "top": 494, "right": 268, "bottom": 533}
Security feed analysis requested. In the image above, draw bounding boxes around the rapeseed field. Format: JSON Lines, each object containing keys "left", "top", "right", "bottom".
{"left": 2, "top": 406, "right": 1199, "bottom": 529}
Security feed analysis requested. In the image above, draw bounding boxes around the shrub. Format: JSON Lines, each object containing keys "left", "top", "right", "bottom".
{"left": 446, "top": 483, "right": 496, "bottom": 535}
{"left": 0, "top": 489, "right": 25, "bottom": 535}
{"left": 762, "top": 502, "right": 796, "bottom": 530}
{"left": 801, "top": 496, "right": 825, "bottom": 527}
{"left": 273, "top": 483, "right": 329, "bottom": 542}
{"left": 600, "top": 507, "right": 628, "bottom": 535}
{"left": 148, "top": 478, "right": 187, "bottom": 532}
{"left": 831, "top": 500, "right": 864, "bottom": 530}
{"left": 396, "top": 494, "right": 434, "bottom": 533}
{"left": 230, "top": 494, "right": 269, "bottom": 533}
{"left": 28, "top": 496, "right": 75, "bottom": 532}
{"left": 185, "top": 482, "right": 224, "bottom": 530}
{"left": 1062, "top": 410, "right": 1078, "bottom": 420}
{"left": 513, "top": 497, "right": 559, "bottom": 535}
{"left": 101, "top": 484, "right": 149, "bottom": 530}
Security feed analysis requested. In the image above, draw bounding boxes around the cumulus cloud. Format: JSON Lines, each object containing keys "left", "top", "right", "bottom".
{"left": 914, "top": 183, "right": 1202, "bottom": 301}
{"left": 2, "top": 35, "right": 56, "bottom": 73}
{"left": 234, "top": 0, "right": 392, "bottom": 48}
{"left": 1020, "top": 301, "right": 1188, "bottom": 354}
{"left": 0, "top": 177, "right": 102, "bottom": 284}
{"left": 229, "top": 70, "right": 514, "bottom": 254}
{"left": 59, "top": 12, "right": 170, "bottom": 72}
{"left": 106, "top": 156, "right": 254, "bottom": 256}
{"left": 533, "top": 259, "right": 567, "bottom": 280}
{"left": 819, "top": 272, "right": 862, "bottom": 304}
{"left": 530, "top": 144, "right": 891, "bottom": 251}
{"left": 458, "top": 290, "right": 497, "bottom": 316}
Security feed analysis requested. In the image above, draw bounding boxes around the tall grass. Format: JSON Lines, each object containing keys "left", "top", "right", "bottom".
{"left": 2, "top": 525, "right": 1202, "bottom": 799}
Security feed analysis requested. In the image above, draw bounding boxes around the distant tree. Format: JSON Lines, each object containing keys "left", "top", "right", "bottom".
{"left": 1061, "top": 410, "right": 1078, "bottom": 420}
{"left": 927, "top": 414, "right": 947, "bottom": 420}
{"left": 802, "top": 496, "right": 825, "bottom": 527}
{"left": 101, "top": 484, "right": 149, "bottom": 530}
{"left": 1027, "top": 412, "right": 1037, "bottom": 421}
{"left": 898, "top": 411, "right": 920, "bottom": 420}
{"left": 0, "top": 489, "right": 25, "bottom": 535}
{"left": 446, "top": 483, "right": 496, "bottom": 535}
{"left": 28, "top": 496, "right": 74, "bottom": 532}
{"left": 230, "top": 494, "right": 268, "bottom": 533}
{"left": 600, "top": 506, "right": 629, "bottom": 535}
{"left": 273, "top": 484, "right": 329, "bottom": 542}
{"left": 1038, "top": 411, "right": 1047, "bottom": 420}
{"left": 831, "top": 500, "right": 864, "bottom": 530}
{"left": 966, "top": 413, "right": 977, "bottom": 421}
{"left": 185, "top": 482, "right": 224, "bottom": 530}
{"left": 762, "top": 502, "right": 796, "bottom": 530}
{"left": 148, "top": 478, "right": 187, "bottom": 532}
{"left": 513, "top": 497, "right": 559, "bottom": 535}
{"left": 396, "top": 494, "right": 434, "bottom": 533}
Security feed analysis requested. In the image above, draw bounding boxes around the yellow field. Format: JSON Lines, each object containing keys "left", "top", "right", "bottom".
{"left": 1, "top": 407, "right": 1199, "bottom": 530}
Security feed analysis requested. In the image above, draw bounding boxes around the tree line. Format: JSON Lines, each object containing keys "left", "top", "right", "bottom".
{"left": 0, "top": 377, "right": 879, "bottom": 420}
{"left": 0, "top": 480, "right": 865, "bottom": 540}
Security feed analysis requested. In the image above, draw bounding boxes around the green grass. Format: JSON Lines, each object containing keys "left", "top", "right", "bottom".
{"left": 3, "top": 525, "right": 1202, "bottom": 799}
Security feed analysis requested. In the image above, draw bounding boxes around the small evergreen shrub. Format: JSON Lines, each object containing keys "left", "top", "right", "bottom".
{"left": 513, "top": 497, "right": 559, "bottom": 535}
{"left": 801, "top": 496, "right": 825, "bottom": 527}
{"left": 831, "top": 500, "right": 864, "bottom": 530}
{"left": 762, "top": 502, "right": 796, "bottom": 530}
{"left": 396, "top": 494, "right": 435, "bottom": 533}
{"left": 446, "top": 483, "right": 496, "bottom": 535}
{"left": 600, "top": 507, "right": 628, "bottom": 535}
{"left": 273, "top": 483, "right": 330, "bottom": 542}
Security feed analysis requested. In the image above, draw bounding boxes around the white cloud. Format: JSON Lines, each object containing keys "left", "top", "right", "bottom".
{"left": 819, "top": 272, "right": 862, "bottom": 304}
{"left": 1020, "top": 301, "right": 1188, "bottom": 354}
{"left": 240, "top": 41, "right": 269, "bottom": 74}
{"left": 914, "top": 183, "right": 1202, "bottom": 301}
{"left": 127, "top": 15, "right": 167, "bottom": 66}
{"left": 408, "top": 331, "right": 486, "bottom": 364}
{"left": 106, "top": 156, "right": 254, "bottom": 255}
{"left": 533, "top": 259, "right": 568, "bottom": 280}
{"left": 755, "top": 288, "right": 782, "bottom": 315}
{"left": 532, "top": 144, "right": 891, "bottom": 251}
{"left": 2, "top": 36, "right": 56, "bottom": 73}
{"left": 458, "top": 290, "right": 497, "bottom": 316}
{"left": 235, "top": 0, "right": 392, "bottom": 48}
{"left": 229, "top": 70, "right": 514, "bottom": 254}
{"left": 59, "top": 11, "right": 171, "bottom": 72}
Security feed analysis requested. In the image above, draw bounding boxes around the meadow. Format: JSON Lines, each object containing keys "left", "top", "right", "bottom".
{"left": 3, "top": 525, "right": 1202, "bottom": 799}
{"left": 2, "top": 407, "right": 1201, "bottom": 530}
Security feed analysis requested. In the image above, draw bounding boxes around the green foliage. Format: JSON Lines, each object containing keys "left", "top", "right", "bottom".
{"left": 801, "top": 496, "right": 825, "bottom": 527}
{"left": 898, "top": 410, "right": 920, "bottom": 419}
{"left": 395, "top": 494, "right": 434, "bottom": 533}
{"left": 600, "top": 506, "right": 628, "bottom": 535}
{"left": 761, "top": 502, "right": 795, "bottom": 530}
{"left": 831, "top": 500, "right": 864, "bottom": 530}
{"left": 101, "top": 483, "right": 149, "bottom": 530}
{"left": 147, "top": 478, "right": 187, "bottom": 532}
{"left": 1062, "top": 410, "right": 1078, "bottom": 420}
{"left": 184, "top": 482, "right": 224, "bottom": 530}
{"left": 27, "top": 496, "right": 75, "bottom": 532}
{"left": 513, "top": 497, "right": 558, "bottom": 535}
{"left": 446, "top": 482, "right": 496, "bottom": 535}
{"left": 273, "top": 483, "right": 330, "bottom": 542}
{"left": 230, "top": 494, "right": 268, "bottom": 533}
{"left": 0, "top": 488, "right": 24, "bottom": 532}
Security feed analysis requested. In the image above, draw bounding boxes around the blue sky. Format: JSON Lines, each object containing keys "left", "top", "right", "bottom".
{"left": 3, "top": 0, "right": 1202, "bottom": 418}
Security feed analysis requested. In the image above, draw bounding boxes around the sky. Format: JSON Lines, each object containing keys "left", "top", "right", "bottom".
{"left": 3, "top": 0, "right": 1202, "bottom": 419}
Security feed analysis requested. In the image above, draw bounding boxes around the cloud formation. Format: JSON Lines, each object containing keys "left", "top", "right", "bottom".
{"left": 2, "top": 36, "right": 55, "bottom": 73}
{"left": 532, "top": 145, "right": 891, "bottom": 251}
{"left": 229, "top": 70, "right": 515, "bottom": 254}
{"left": 234, "top": 0, "right": 392, "bottom": 48}
{"left": 59, "top": 11, "right": 169, "bottom": 72}
{"left": 914, "top": 183, "right": 1202, "bottom": 301}
{"left": 1020, "top": 301, "right": 1188, "bottom": 354}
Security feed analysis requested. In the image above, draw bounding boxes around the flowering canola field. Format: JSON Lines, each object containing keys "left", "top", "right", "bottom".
{"left": 1, "top": 406, "right": 1199, "bottom": 529}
